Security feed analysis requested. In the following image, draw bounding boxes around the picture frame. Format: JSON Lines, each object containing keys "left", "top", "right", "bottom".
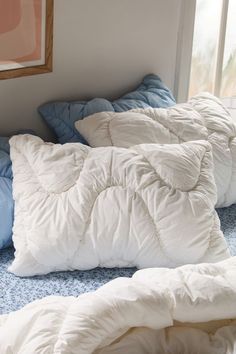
{"left": 0, "top": 0, "right": 53, "bottom": 80}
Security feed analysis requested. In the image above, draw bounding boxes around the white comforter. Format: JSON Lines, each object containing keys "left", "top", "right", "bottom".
{"left": 9, "top": 135, "right": 229, "bottom": 276}
{"left": 1, "top": 258, "right": 236, "bottom": 353}
{"left": 76, "top": 93, "right": 236, "bottom": 207}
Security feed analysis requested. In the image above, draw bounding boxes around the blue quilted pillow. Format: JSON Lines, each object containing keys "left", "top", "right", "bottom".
{"left": 0, "top": 137, "right": 13, "bottom": 249}
{"left": 0, "top": 131, "right": 36, "bottom": 249}
{"left": 39, "top": 74, "right": 176, "bottom": 144}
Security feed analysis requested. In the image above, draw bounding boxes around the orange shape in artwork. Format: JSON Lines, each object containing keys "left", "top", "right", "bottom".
{"left": 0, "top": 0, "right": 21, "bottom": 34}
{"left": 0, "top": 0, "right": 43, "bottom": 63}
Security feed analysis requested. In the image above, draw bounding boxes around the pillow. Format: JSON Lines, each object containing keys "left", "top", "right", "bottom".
{"left": 9, "top": 135, "right": 230, "bottom": 277}
{"left": 38, "top": 74, "right": 176, "bottom": 144}
{"left": 0, "top": 137, "right": 13, "bottom": 249}
{"left": 0, "top": 131, "right": 37, "bottom": 250}
{"left": 75, "top": 92, "right": 236, "bottom": 208}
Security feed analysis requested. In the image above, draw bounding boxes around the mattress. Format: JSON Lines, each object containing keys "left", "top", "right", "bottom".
{"left": 0, "top": 205, "right": 235, "bottom": 315}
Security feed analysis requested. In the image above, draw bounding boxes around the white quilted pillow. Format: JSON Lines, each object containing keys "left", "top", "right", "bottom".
{"left": 9, "top": 135, "right": 230, "bottom": 277}
{"left": 75, "top": 93, "right": 236, "bottom": 207}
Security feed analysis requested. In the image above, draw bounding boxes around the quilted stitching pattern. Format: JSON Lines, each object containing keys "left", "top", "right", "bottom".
{"left": 38, "top": 74, "right": 176, "bottom": 144}
{"left": 76, "top": 93, "right": 236, "bottom": 207}
{"left": 1, "top": 257, "right": 236, "bottom": 353}
{"left": 9, "top": 135, "right": 230, "bottom": 277}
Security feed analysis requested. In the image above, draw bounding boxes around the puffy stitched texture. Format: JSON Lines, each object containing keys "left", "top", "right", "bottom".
{"left": 1, "top": 257, "right": 236, "bottom": 353}
{"left": 38, "top": 74, "right": 176, "bottom": 144}
{"left": 9, "top": 135, "right": 230, "bottom": 276}
{"left": 76, "top": 92, "right": 236, "bottom": 207}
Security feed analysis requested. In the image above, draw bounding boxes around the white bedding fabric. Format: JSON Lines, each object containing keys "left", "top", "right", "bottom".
{"left": 9, "top": 135, "right": 229, "bottom": 276}
{"left": 1, "top": 257, "right": 236, "bottom": 353}
{"left": 75, "top": 92, "right": 236, "bottom": 208}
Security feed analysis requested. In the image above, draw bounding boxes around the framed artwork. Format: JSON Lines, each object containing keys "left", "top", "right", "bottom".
{"left": 0, "top": 0, "right": 53, "bottom": 80}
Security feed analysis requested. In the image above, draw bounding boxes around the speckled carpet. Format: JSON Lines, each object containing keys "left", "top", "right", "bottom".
{"left": 217, "top": 204, "right": 236, "bottom": 256}
{"left": 0, "top": 205, "right": 235, "bottom": 314}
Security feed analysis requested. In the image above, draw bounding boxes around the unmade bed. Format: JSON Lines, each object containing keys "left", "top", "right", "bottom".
{"left": 0, "top": 204, "right": 235, "bottom": 315}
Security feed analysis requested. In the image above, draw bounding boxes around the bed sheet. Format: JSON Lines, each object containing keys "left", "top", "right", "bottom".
{"left": 0, "top": 205, "right": 235, "bottom": 314}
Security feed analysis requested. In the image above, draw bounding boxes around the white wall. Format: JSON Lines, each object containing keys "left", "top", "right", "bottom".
{"left": 0, "top": 0, "right": 182, "bottom": 140}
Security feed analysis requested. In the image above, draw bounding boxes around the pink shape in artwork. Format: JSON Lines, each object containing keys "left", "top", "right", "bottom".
{"left": 0, "top": 0, "right": 42, "bottom": 63}
{"left": 0, "top": 0, "right": 21, "bottom": 34}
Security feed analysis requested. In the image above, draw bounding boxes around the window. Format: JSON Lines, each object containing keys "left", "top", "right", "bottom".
{"left": 189, "top": 0, "right": 236, "bottom": 102}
